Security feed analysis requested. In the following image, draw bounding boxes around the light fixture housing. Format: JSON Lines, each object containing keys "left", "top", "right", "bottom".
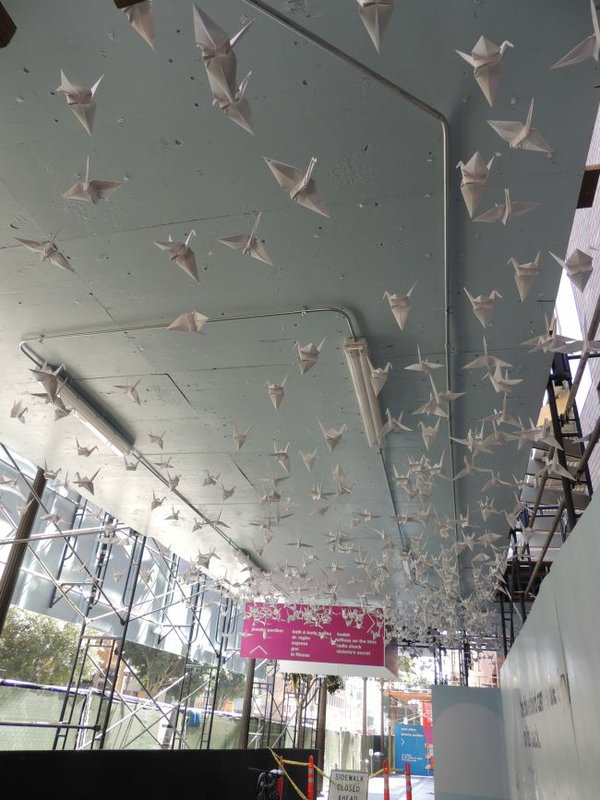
{"left": 57, "top": 379, "right": 133, "bottom": 458}
{"left": 344, "top": 337, "right": 384, "bottom": 448}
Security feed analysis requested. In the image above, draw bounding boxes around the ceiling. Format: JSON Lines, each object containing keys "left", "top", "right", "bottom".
{"left": 0, "top": 0, "right": 597, "bottom": 643}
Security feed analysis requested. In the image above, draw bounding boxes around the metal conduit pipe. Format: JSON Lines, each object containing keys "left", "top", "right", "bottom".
{"left": 19, "top": 305, "right": 360, "bottom": 344}
{"left": 241, "top": 0, "right": 460, "bottom": 571}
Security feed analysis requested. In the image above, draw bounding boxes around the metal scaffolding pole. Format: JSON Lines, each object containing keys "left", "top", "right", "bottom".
{"left": 238, "top": 657, "right": 256, "bottom": 748}
{"left": 547, "top": 361, "right": 578, "bottom": 531}
{"left": 0, "top": 467, "right": 45, "bottom": 636}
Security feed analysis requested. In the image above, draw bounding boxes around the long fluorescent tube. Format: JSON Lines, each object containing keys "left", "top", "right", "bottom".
{"left": 344, "top": 338, "right": 384, "bottom": 448}
{"left": 57, "top": 381, "right": 133, "bottom": 458}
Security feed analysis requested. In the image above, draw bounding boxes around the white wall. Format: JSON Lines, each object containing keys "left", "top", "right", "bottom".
{"left": 432, "top": 685, "right": 509, "bottom": 800}
{"left": 501, "top": 491, "right": 600, "bottom": 800}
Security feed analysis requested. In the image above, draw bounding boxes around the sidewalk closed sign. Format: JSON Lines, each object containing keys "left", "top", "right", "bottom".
{"left": 328, "top": 770, "right": 369, "bottom": 800}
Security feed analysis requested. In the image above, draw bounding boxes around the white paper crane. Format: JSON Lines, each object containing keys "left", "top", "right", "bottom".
{"left": 489, "top": 366, "right": 523, "bottom": 395}
{"left": 383, "top": 283, "right": 417, "bottom": 331}
{"left": 405, "top": 345, "right": 443, "bottom": 376}
{"left": 114, "top": 380, "right": 141, "bottom": 405}
{"left": 464, "top": 288, "right": 502, "bottom": 328}
{"left": 10, "top": 400, "right": 27, "bottom": 423}
{"left": 297, "top": 338, "right": 325, "bottom": 375}
{"left": 264, "top": 156, "right": 329, "bottom": 217}
{"left": 167, "top": 310, "right": 209, "bottom": 332}
{"left": 233, "top": 425, "right": 252, "bottom": 450}
{"left": 418, "top": 419, "right": 441, "bottom": 451}
{"left": 456, "top": 152, "right": 495, "bottom": 217}
{"left": 379, "top": 409, "right": 412, "bottom": 441}
{"left": 63, "top": 157, "right": 122, "bottom": 205}
{"left": 318, "top": 420, "right": 348, "bottom": 453}
{"left": 219, "top": 212, "right": 272, "bottom": 265}
{"left": 76, "top": 438, "right": 97, "bottom": 457}
{"left": 30, "top": 364, "right": 65, "bottom": 403}
{"left": 474, "top": 188, "right": 539, "bottom": 225}
{"left": 549, "top": 249, "right": 594, "bottom": 292}
{"left": 508, "top": 252, "right": 540, "bottom": 301}
{"left": 16, "top": 233, "right": 73, "bottom": 272}
{"left": 455, "top": 36, "right": 514, "bottom": 106}
{"left": 74, "top": 469, "right": 100, "bottom": 495}
{"left": 154, "top": 230, "right": 198, "bottom": 282}
{"left": 57, "top": 71, "right": 103, "bottom": 135}
{"left": 266, "top": 376, "right": 288, "bottom": 409}
{"left": 356, "top": 0, "right": 394, "bottom": 53}
{"left": 213, "top": 70, "right": 254, "bottom": 135}
{"left": 552, "top": 0, "right": 600, "bottom": 69}
{"left": 368, "top": 359, "right": 392, "bottom": 396}
{"left": 488, "top": 99, "right": 553, "bottom": 153}
{"left": 122, "top": 1, "right": 155, "bottom": 50}
{"left": 148, "top": 431, "right": 166, "bottom": 449}
{"left": 192, "top": 5, "right": 254, "bottom": 101}
{"left": 463, "top": 336, "right": 512, "bottom": 373}
{"left": 299, "top": 448, "right": 318, "bottom": 471}
{"left": 271, "top": 441, "right": 291, "bottom": 473}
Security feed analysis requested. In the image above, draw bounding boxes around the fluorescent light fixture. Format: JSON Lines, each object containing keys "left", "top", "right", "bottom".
{"left": 344, "top": 338, "right": 384, "bottom": 448}
{"left": 57, "top": 381, "right": 133, "bottom": 458}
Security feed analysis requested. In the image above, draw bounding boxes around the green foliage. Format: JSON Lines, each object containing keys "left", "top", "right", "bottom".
{"left": 395, "top": 654, "right": 431, "bottom": 690}
{"left": 0, "top": 606, "right": 87, "bottom": 686}
{"left": 324, "top": 675, "right": 344, "bottom": 694}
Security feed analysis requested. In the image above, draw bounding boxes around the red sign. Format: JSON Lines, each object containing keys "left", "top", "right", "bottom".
{"left": 240, "top": 603, "right": 385, "bottom": 666}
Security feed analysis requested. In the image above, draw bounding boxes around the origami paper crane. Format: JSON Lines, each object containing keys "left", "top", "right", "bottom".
{"left": 63, "top": 157, "right": 121, "bottom": 204}
{"left": 488, "top": 99, "right": 553, "bottom": 153}
{"left": 474, "top": 188, "right": 539, "bottom": 225}
{"left": 167, "top": 310, "right": 209, "bottom": 332}
{"left": 356, "top": 0, "right": 394, "bottom": 53}
{"left": 383, "top": 283, "right": 417, "bottom": 331}
{"left": 154, "top": 230, "right": 198, "bottom": 281}
{"left": 297, "top": 338, "right": 325, "bottom": 375}
{"left": 552, "top": 0, "right": 600, "bottom": 69}
{"left": 57, "top": 70, "right": 103, "bottom": 134}
{"left": 264, "top": 156, "right": 329, "bottom": 217}
{"left": 456, "top": 152, "right": 495, "bottom": 217}
{"left": 464, "top": 288, "right": 503, "bottom": 328}
{"left": 213, "top": 70, "right": 253, "bottom": 134}
{"left": 218, "top": 212, "right": 271, "bottom": 265}
{"left": 456, "top": 35, "right": 514, "bottom": 106}
{"left": 16, "top": 233, "right": 73, "bottom": 272}
{"left": 193, "top": 4, "right": 254, "bottom": 101}
{"left": 549, "top": 249, "right": 594, "bottom": 292}
{"left": 122, "top": 1, "right": 155, "bottom": 50}
{"left": 507, "top": 252, "right": 540, "bottom": 301}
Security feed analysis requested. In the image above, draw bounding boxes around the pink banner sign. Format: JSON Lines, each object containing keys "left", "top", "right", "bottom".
{"left": 240, "top": 603, "right": 385, "bottom": 666}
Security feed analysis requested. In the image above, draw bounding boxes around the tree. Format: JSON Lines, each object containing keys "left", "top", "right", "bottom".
{"left": 214, "top": 667, "right": 246, "bottom": 710}
{"left": 122, "top": 641, "right": 246, "bottom": 708}
{"left": 121, "top": 641, "right": 186, "bottom": 699}
{"left": 395, "top": 654, "right": 433, "bottom": 690}
{"left": 0, "top": 606, "right": 88, "bottom": 686}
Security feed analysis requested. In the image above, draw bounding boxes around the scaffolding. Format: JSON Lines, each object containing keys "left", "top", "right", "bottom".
{"left": 0, "top": 444, "right": 246, "bottom": 751}
{"left": 498, "top": 345, "right": 599, "bottom": 654}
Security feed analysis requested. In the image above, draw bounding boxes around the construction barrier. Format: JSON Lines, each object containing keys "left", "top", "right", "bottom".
{"left": 268, "top": 749, "right": 399, "bottom": 800}
{"left": 405, "top": 761, "right": 413, "bottom": 800}
{"left": 383, "top": 759, "right": 390, "bottom": 800}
